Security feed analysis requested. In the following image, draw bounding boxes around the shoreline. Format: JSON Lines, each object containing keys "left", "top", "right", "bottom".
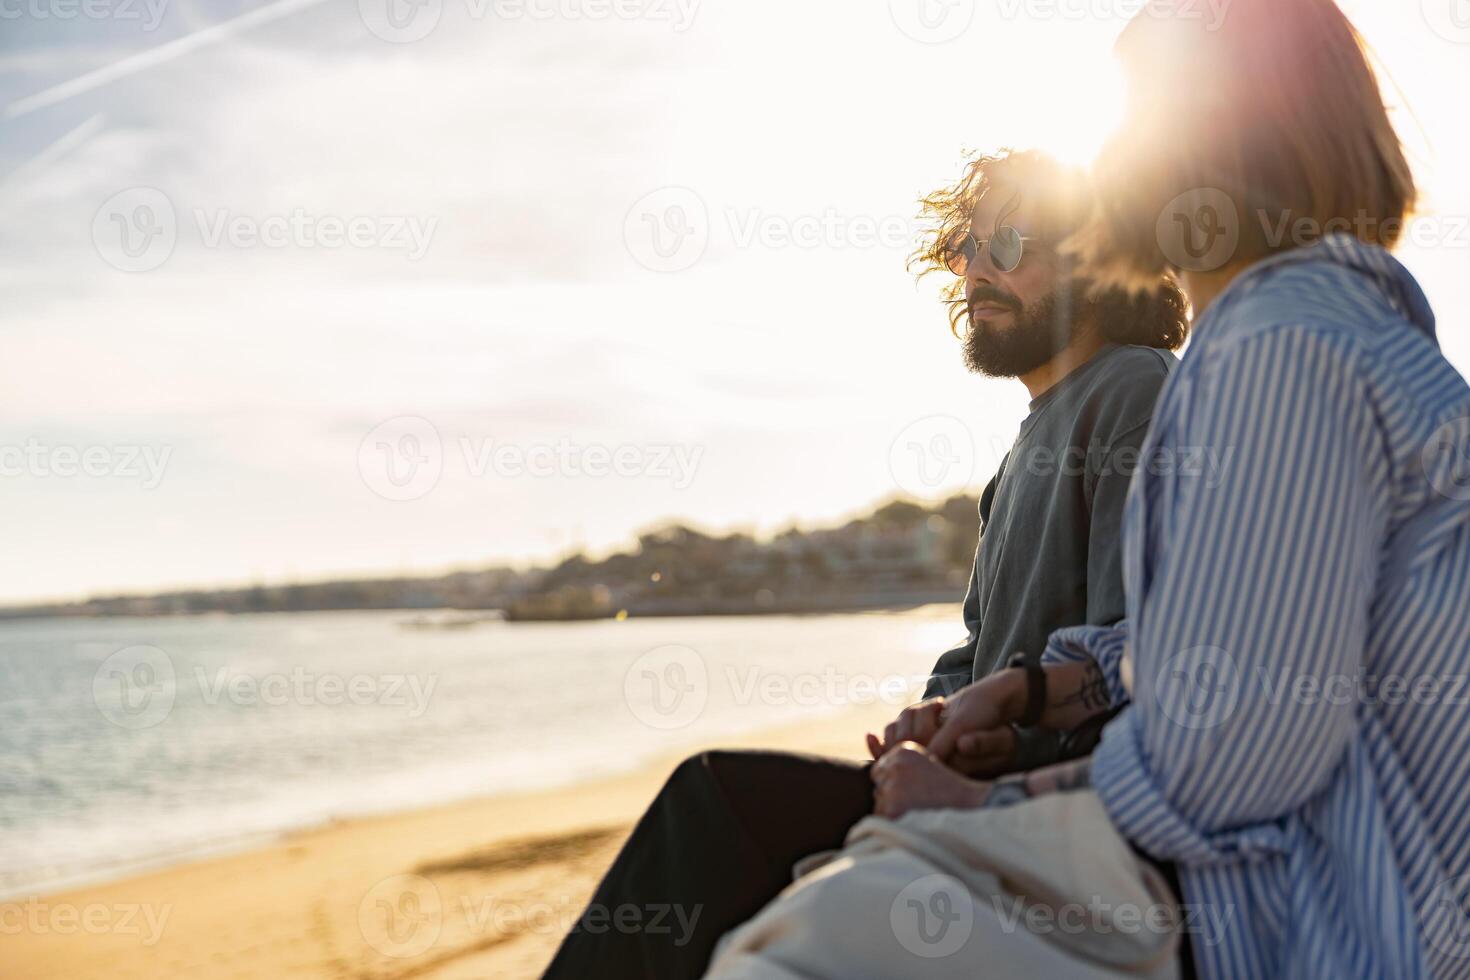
{"left": 0, "top": 596, "right": 960, "bottom": 624}
{"left": 1, "top": 699, "right": 896, "bottom": 904}
{"left": 2, "top": 701, "right": 893, "bottom": 980}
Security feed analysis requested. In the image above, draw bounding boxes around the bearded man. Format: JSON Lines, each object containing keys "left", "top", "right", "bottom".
{"left": 542, "top": 149, "right": 1190, "bottom": 980}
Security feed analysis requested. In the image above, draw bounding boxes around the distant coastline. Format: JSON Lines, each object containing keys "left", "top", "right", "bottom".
{"left": 0, "top": 589, "right": 963, "bottom": 625}
{"left": 2, "top": 495, "right": 979, "bottom": 622}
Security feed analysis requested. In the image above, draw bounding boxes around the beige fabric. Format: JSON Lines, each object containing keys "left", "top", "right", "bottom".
{"left": 703, "top": 791, "right": 1181, "bottom": 980}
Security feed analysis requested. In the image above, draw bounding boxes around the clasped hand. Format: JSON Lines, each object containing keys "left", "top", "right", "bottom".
{"left": 866, "top": 669, "right": 1025, "bottom": 777}
{"left": 864, "top": 672, "right": 1023, "bottom": 818}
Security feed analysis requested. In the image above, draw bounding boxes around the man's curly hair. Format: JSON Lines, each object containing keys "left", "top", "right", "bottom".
{"left": 910, "top": 148, "right": 1190, "bottom": 348}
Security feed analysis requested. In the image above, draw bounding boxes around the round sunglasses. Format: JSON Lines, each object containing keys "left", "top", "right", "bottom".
{"left": 943, "top": 225, "right": 1037, "bottom": 276}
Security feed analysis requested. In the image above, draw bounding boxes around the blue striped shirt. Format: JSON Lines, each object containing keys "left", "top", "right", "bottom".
{"left": 1043, "top": 235, "right": 1470, "bottom": 978}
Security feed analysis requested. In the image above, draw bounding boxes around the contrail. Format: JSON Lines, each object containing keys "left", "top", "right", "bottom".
{"left": 2, "top": 0, "right": 332, "bottom": 121}
{"left": 0, "top": 112, "right": 106, "bottom": 194}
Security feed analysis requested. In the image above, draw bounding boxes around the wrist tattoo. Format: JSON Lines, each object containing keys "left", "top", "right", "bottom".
{"left": 1054, "top": 662, "right": 1110, "bottom": 713}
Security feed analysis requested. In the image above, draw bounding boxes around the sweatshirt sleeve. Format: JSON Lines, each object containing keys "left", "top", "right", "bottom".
{"left": 923, "top": 538, "right": 984, "bottom": 699}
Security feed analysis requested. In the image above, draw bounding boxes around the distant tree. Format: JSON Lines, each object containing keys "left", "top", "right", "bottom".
{"left": 871, "top": 499, "right": 929, "bottom": 529}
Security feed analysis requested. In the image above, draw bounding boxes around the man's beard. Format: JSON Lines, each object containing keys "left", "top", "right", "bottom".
{"left": 961, "top": 285, "right": 1085, "bottom": 379}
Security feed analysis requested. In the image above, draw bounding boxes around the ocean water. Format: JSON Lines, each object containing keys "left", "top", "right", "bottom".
{"left": 0, "top": 606, "right": 960, "bottom": 898}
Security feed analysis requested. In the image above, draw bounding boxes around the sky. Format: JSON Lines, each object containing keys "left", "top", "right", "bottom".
{"left": 2, "top": 0, "right": 1469, "bottom": 604}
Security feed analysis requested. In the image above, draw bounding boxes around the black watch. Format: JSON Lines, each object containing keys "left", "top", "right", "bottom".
{"left": 1005, "top": 651, "right": 1047, "bottom": 728}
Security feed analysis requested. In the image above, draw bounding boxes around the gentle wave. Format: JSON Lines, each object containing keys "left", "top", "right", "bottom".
{"left": 0, "top": 606, "right": 958, "bottom": 897}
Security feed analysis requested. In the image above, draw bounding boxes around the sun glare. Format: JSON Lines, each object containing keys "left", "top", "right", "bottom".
{"left": 1016, "top": 56, "right": 1127, "bottom": 169}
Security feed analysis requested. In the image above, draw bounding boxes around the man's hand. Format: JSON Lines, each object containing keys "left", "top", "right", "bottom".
{"left": 867, "top": 700, "right": 945, "bottom": 760}
{"left": 946, "top": 726, "right": 1019, "bottom": 778}
{"left": 871, "top": 742, "right": 991, "bottom": 819}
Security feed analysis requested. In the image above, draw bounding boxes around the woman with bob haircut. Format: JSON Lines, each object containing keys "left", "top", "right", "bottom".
{"left": 701, "top": 1, "right": 1470, "bottom": 977}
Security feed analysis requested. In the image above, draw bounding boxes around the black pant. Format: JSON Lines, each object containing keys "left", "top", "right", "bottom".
{"left": 542, "top": 749, "right": 1197, "bottom": 980}
{"left": 542, "top": 749, "right": 873, "bottom": 980}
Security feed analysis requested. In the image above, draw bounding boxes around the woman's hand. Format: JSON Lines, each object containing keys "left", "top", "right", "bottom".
{"left": 926, "top": 660, "right": 1117, "bottom": 762}
{"left": 868, "top": 672, "right": 1026, "bottom": 766}
{"left": 870, "top": 660, "right": 1116, "bottom": 769}
{"left": 871, "top": 742, "right": 991, "bottom": 819}
{"left": 924, "top": 670, "right": 1027, "bottom": 761}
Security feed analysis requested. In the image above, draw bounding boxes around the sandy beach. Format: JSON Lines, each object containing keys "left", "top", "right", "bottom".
{"left": 2, "top": 702, "right": 892, "bottom": 980}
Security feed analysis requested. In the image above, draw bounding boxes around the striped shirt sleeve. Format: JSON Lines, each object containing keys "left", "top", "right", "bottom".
{"left": 1042, "top": 622, "right": 1132, "bottom": 709}
{"left": 1091, "top": 325, "right": 1390, "bottom": 863}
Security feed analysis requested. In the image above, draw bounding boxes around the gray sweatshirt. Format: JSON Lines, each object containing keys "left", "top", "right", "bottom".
{"left": 923, "top": 343, "right": 1175, "bottom": 765}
